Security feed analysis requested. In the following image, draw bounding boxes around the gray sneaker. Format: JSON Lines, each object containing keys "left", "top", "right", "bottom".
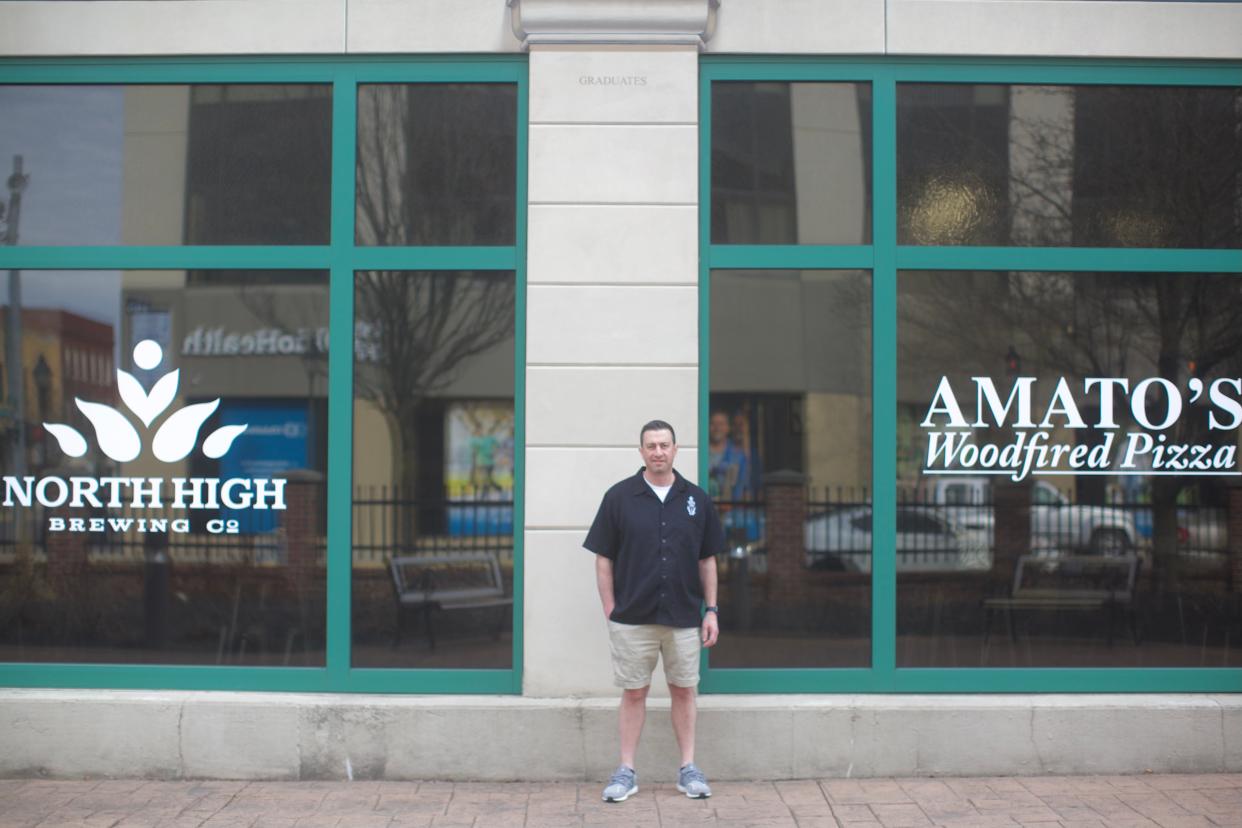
{"left": 602, "top": 765, "right": 638, "bottom": 802}
{"left": 677, "top": 763, "right": 712, "bottom": 798}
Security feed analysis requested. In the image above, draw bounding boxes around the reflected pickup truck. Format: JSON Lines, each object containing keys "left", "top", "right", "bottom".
{"left": 930, "top": 477, "right": 1140, "bottom": 555}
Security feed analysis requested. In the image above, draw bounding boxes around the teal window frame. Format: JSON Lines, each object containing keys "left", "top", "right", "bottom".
{"left": 699, "top": 57, "right": 1242, "bottom": 694}
{"left": 0, "top": 56, "right": 528, "bottom": 695}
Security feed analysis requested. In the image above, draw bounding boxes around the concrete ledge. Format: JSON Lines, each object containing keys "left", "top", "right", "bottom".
{"left": 1, "top": 691, "right": 1238, "bottom": 780}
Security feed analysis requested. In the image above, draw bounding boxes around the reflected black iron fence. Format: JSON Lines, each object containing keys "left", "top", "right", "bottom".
{"left": 352, "top": 485, "right": 515, "bottom": 567}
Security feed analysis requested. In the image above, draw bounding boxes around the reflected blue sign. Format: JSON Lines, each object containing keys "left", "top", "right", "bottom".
{"left": 217, "top": 401, "right": 308, "bottom": 533}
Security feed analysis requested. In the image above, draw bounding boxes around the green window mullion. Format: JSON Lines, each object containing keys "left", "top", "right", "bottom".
{"left": 887, "top": 59, "right": 1242, "bottom": 88}
{"left": 890, "top": 668, "right": 1242, "bottom": 694}
{"left": 349, "top": 247, "right": 520, "bottom": 272}
{"left": 871, "top": 71, "right": 899, "bottom": 680}
{"left": 706, "top": 245, "right": 874, "bottom": 271}
{"left": 698, "top": 61, "right": 714, "bottom": 678}
{"left": 325, "top": 71, "right": 358, "bottom": 688}
{"left": 0, "top": 247, "right": 332, "bottom": 271}
{"left": 0, "top": 664, "right": 334, "bottom": 692}
{"left": 896, "top": 246, "right": 1242, "bottom": 274}
{"left": 509, "top": 63, "right": 530, "bottom": 694}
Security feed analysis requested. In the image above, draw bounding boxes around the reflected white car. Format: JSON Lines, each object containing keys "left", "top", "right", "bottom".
{"left": 803, "top": 505, "right": 990, "bottom": 573}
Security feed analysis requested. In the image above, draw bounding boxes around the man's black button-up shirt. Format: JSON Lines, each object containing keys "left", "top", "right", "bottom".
{"left": 584, "top": 468, "right": 725, "bottom": 628}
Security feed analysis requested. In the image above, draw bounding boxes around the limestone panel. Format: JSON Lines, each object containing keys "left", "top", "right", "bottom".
{"left": 528, "top": 205, "right": 697, "bottom": 286}
{"left": 706, "top": 0, "right": 885, "bottom": 54}
{"left": 527, "top": 285, "right": 698, "bottom": 365}
{"left": 1032, "top": 696, "right": 1227, "bottom": 774}
{"left": 529, "top": 125, "right": 697, "bottom": 204}
{"left": 524, "top": 446, "right": 700, "bottom": 529}
{"left": 349, "top": 0, "right": 522, "bottom": 53}
{"left": 1222, "top": 695, "right": 1242, "bottom": 771}
{"left": 887, "top": 1, "right": 1242, "bottom": 59}
{"left": 530, "top": 49, "right": 697, "bottom": 124}
{"left": 0, "top": 692, "right": 181, "bottom": 778}
{"left": 182, "top": 695, "right": 302, "bottom": 779}
{"left": 522, "top": 530, "right": 618, "bottom": 697}
{"left": 526, "top": 366, "right": 698, "bottom": 447}
{"left": 0, "top": 1, "right": 345, "bottom": 56}
{"left": 382, "top": 701, "right": 585, "bottom": 780}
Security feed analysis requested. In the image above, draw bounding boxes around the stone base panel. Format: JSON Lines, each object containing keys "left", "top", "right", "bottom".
{"left": 2, "top": 691, "right": 1239, "bottom": 780}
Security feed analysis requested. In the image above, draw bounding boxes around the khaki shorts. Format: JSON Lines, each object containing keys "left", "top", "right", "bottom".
{"left": 607, "top": 621, "right": 702, "bottom": 689}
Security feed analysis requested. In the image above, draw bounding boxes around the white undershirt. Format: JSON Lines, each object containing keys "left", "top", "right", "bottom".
{"left": 647, "top": 480, "right": 672, "bottom": 502}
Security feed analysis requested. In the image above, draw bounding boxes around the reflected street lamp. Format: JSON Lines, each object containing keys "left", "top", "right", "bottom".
{"left": 1004, "top": 345, "right": 1021, "bottom": 380}
{"left": 2, "top": 155, "right": 30, "bottom": 476}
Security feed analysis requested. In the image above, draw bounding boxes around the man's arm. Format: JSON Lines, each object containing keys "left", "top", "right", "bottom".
{"left": 595, "top": 554, "right": 616, "bottom": 620}
{"left": 699, "top": 555, "right": 719, "bottom": 647}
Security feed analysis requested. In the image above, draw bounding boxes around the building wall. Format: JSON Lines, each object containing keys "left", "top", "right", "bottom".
{"left": 3, "top": 1, "right": 1241, "bottom": 59}
{"left": 1, "top": 0, "right": 1240, "bottom": 778}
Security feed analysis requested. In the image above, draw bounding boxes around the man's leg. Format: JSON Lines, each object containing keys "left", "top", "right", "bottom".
{"left": 618, "top": 684, "right": 649, "bottom": 768}
{"left": 667, "top": 682, "right": 697, "bottom": 766}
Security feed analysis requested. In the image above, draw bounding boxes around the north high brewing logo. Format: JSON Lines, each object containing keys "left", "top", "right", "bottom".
{"left": 3, "top": 339, "right": 286, "bottom": 535}
{"left": 920, "top": 376, "right": 1241, "bottom": 482}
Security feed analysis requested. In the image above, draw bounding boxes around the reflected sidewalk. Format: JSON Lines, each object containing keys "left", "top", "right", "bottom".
{"left": 2, "top": 774, "right": 1240, "bottom": 827}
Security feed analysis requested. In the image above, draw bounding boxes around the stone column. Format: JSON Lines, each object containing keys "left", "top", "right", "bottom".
{"left": 513, "top": 0, "right": 715, "bottom": 697}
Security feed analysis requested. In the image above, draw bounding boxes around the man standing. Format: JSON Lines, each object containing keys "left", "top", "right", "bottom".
{"left": 584, "top": 419, "right": 724, "bottom": 802}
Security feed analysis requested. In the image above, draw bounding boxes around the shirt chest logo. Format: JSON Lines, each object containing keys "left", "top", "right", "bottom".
{"left": 687, "top": 496, "right": 696, "bottom": 517}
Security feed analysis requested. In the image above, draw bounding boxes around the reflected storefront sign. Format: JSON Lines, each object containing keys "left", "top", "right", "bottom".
{"left": 921, "top": 375, "right": 1240, "bottom": 481}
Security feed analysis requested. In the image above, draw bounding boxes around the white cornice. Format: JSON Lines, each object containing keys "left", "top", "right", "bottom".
{"left": 507, "top": 0, "right": 719, "bottom": 49}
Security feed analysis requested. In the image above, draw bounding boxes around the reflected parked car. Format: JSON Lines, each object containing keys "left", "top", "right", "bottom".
{"left": 803, "top": 505, "right": 990, "bottom": 573}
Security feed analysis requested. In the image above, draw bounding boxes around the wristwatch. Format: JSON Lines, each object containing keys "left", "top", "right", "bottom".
{"left": 704, "top": 606, "right": 719, "bottom": 615}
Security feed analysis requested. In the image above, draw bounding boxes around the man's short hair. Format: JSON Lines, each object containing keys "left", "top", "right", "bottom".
{"left": 640, "top": 419, "right": 677, "bottom": 445}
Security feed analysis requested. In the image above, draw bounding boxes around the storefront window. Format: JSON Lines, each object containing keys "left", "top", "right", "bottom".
{"left": 355, "top": 84, "right": 517, "bottom": 246}
{"left": 898, "top": 270, "right": 1242, "bottom": 667}
{"left": 351, "top": 270, "right": 516, "bottom": 668}
{"left": 897, "top": 84, "right": 1242, "bottom": 247}
{"left": 0, "top": 85, "right": 332, "bottom": 246}
{"left": 0, "top": 269, "right": 330, "bottom": 665}
{"left": 708, "top": 269, "right": 872, "bottom": 668}
{"left": 711, "top": 82, "right": 872, "bottom": 245}
{"left": 0, "top": 62, "right": 524, "bottom": 691}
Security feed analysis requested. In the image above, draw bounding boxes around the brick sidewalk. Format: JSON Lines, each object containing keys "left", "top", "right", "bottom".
{"left": 1, "top": 774, "right": 1239, "bottom": 827}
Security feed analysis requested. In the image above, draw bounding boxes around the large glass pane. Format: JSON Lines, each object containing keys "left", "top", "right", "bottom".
{"left": 708, "top": 269, "right": 872, "bottom": 668}
{"left": 711, "top": 82, "right": 872, "bottom": 245}
{"left": 355, "top": 84, "right": 517, "bottom": 246}
{"left": 898, "top": 270, "right": 1242, "bottom": 667}
{"left": 0, "top": 269, "right": 329, "bottom": 665}
{"left": 0, "top": 85, "right": 332, "bottom": 245}
{"left": 351, "top": 270, "right": 516, "bottom": 668}
{"left": 897, "top": 84, "right": 1242, "bottom": 247}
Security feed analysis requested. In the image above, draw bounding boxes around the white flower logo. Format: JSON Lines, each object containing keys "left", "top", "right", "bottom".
{"left": 43, "top": 339, "right": 248, "bottom": 464}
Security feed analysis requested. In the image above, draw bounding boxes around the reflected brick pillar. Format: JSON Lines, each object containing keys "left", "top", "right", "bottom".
{"left": 1227, "top": 484, "right": 1242, "bottom": 594}
{"left": 992, "top": 479, "right": 1031, "bottom": 588}
{"left": 763, "top": 470, "right": 808, "bottom": 607}
{"left": 283, "top": 470, "right": 325, "bottom": 575}
{"left": 44, "top": 506, "right": 88, "bottom": 582}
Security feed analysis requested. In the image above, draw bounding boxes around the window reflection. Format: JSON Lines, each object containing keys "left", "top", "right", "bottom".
{"left": 709, "top": 270, "right": 872, "bottom": 668}
{"left": 0, "top": 85, "right": 332, "bottom": 246}
{"left": 897, "top": 84, "right": 1242, "bottom": 247}
{"left": 351, "top": 270, "right": 516, "bottom": 668}
{"left": 0, "top": 270, "right": 329, "bottom": 665}
{"left": 711, "top": 82, "right": 872, "bottom": 245}
{"left": 355, "top": 84, "right": 517, "bottom": 246}
{"left": 898, "top": 270, "right": 1242, "bottom": 667}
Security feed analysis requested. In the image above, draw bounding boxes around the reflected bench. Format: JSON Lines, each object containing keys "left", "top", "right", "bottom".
{"left": 983, "top": 553, "right": 1141, "bottom": 646}
{"left": 388, "top": 552, "right": 513, "bottom": 650}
